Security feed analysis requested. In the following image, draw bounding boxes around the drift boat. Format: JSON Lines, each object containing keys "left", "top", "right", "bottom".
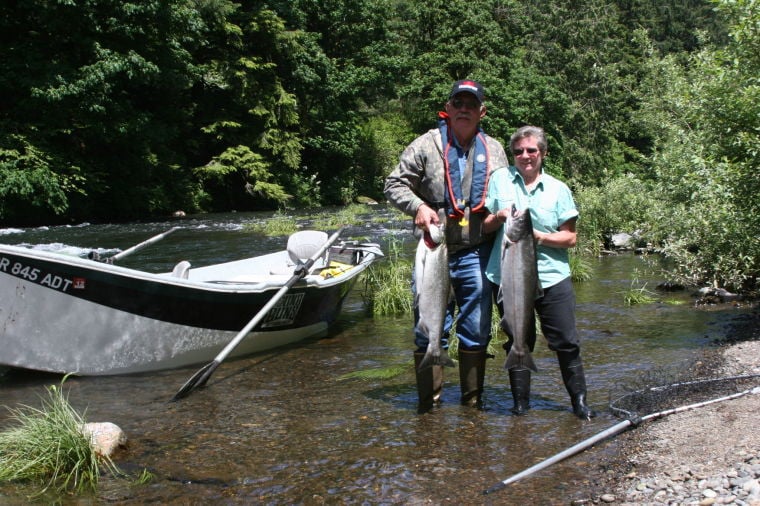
{"left": 0, "top": 230, "right": 381, "bottom": 375}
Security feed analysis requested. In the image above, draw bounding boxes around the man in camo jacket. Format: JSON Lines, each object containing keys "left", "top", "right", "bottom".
{"left": 384, "top": 79, "right": 509, "bottom": 412}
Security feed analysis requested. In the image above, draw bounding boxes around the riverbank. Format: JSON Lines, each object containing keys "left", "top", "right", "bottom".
{"left": 585, "top": 308, "right": 760, "bottom": 505}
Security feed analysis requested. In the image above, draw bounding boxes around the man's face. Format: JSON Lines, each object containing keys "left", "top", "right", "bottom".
{"left": 445, "top": 92, "right": 485, "bottom": 141}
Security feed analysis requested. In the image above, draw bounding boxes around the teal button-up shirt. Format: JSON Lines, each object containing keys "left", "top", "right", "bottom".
{"left": 484, "top": 165, "right": 579, "bottom": 289}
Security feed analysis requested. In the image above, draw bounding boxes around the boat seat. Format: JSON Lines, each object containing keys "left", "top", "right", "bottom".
{"left": 172, "top": 260, "right": 191, "bottom": 279}
{"left": 271, "top": 230, "right": 329, "bottom": 275}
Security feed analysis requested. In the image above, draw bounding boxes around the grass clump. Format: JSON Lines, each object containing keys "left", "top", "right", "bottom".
{"left": 0, "top": 380, "right": 118, "bottom": 496}
{"left": 244, "top": 209, "right": 299, "bottom": 236}
{"left": 621, "top": 277, "right": 658, "bottom": 306}
{"left": 362, "top": 238, "right": 413, "bottom": 316}
{"left": 311, "top": 203, "right": 368, "bottom": 229}
{"left": 570, "top": 252, "right": 594, "bottom": 282}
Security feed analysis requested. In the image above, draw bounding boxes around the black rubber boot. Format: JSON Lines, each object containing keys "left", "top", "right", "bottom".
{"left": 508, "top": 367, "right": 531, "bottom": 415}
{"left": 558, "top": 351, "right": 597, "bottom": 420}
{"left": 414, "top": 352, "right": 443, "bottom": 414}
{"left": 458, "top": 349, "right": 487, "bottom": 408}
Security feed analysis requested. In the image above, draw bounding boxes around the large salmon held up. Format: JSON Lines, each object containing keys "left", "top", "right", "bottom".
{"left": 499, "top": 205, "right": 541, "bottom": 372}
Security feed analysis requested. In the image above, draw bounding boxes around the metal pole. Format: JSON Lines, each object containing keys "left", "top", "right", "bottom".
{"left": 483, "top": 384, "right": 759, "bottom": 495}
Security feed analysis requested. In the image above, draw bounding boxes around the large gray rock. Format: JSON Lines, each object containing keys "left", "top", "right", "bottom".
{"left": 610, "top": 232, "right": 634, "bottom": 249}
{"left": 81, "top": 422, "right": 127, "bottom": 457}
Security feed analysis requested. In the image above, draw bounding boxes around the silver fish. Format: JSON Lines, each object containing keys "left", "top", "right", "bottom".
{"left": 415, "top": 218, "right": 455, "bottom": 371}
{"left": 499, "top": 205, "right": 541, "bottom": 372}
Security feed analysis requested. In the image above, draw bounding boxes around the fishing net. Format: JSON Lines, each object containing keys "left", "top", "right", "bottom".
{"left": 610, "top": 309, "right": 760, "bottom": 419}
{"left": 609, "top": 369, "right": 760, "bottom": 420}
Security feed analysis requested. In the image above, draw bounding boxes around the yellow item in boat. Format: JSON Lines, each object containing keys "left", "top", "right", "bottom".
{"left": 320, "top": 261, "right": 353, "bottom": 279}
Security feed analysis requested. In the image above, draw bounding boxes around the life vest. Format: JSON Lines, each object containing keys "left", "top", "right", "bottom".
{"left": 438, "top": 112, "right": 490, "bottom": 219}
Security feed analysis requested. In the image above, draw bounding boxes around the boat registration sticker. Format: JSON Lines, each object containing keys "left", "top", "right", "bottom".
{"left": 262, "top": 292, "right": 305, "bottom": 328}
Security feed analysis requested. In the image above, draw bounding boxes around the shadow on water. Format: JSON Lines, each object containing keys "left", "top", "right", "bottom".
{"left": 0, "top": 210, "right": 754, "bottom": 504}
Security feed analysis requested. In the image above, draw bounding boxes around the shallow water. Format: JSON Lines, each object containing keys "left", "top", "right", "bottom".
{"left": 0, "top": 209, "right": 750, "bottom": 504}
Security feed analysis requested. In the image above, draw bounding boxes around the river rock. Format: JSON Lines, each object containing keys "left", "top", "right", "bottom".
{"left": 610, "top": 232, "right": 634, "bottom": 249}
{"left": 81, "top": 422, "right": 127, "bottom": 457}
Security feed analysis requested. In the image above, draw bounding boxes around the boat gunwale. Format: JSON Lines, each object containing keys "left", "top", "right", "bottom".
{"left": 0, "top": 243, "right": 377, "bottom": 294}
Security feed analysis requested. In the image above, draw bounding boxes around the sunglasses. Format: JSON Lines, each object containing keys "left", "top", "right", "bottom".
{"left": 512, "top": 147, "right": 539, "bottom": 156}
{"left": 450, "top": 98, "right": 481, "bottom": 110}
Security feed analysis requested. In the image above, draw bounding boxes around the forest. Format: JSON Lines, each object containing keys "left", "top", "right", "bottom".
{"left": 1, "top": 0, "right": 758, "bottom": 292}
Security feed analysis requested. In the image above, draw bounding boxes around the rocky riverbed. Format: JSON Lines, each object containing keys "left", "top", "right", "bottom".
{"left": 585, "top": 309, "right": 760, "bottom": 506}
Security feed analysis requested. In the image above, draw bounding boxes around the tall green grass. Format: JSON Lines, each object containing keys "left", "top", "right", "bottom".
{"left": 0, "top": 380, "right": 119, "bottom": 496}
{"left": 620, "top": 271, "right": 658, "bottom": 306}
{"left": 570, "top": 252, "right": 594, "bottom": 282}
{"left": 362, "top": 237, "right": 413, "bottom": 316}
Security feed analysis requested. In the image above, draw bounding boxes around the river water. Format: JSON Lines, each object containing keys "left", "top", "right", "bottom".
{"left": 0, "top": 208, "right": 751, "bottom": 504}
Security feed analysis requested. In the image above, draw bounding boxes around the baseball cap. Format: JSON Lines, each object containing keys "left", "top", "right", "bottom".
{"left": 449, "top": 80, "right": 485, "bottom": 103}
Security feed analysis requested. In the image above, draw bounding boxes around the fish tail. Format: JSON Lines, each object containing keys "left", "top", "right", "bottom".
{"left": 417, "top": 351, "right": 456, "bottom": 371}
{"left": 417, "top": 352, "right": 434, "bottom": 371}
{"left": 504, "top": 349, "right": 538, "bottom": 372}
{"left": 439, "top": 354, "right": 456, "bottom": 368}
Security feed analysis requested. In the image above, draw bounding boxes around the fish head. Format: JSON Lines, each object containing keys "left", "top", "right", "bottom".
{"left": 424, "top": 223, "right": 445, "bottom": 248}
{"left": 505, "top": 206, "right": 533, "bottom": 243}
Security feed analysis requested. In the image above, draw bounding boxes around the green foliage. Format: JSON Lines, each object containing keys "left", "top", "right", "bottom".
{"left": 616, "top": 0, "right": 730, "bottom": 52}
{"left": 134, "top": 468, "right": 155, "bottom": 485}
{"left": 195, "top": 145, "right": 292, "bottom": 209}
{"left": 310, "top": 203, "right": 370, "bottom": 229}
{"left": 0, "top": 0, "right": 728, "bottom": 221}
{"left": 2, "top": 0, "right": 755, "bottom": 295}
{"left": 0, "top": 135, "right": 81, "bottom": 222}
{"left": 570, "top": 253, "right": 594, "bottom": 283}
{"left": 362, "top": 238, "right": 413, "bottom": 316}
{"left": 243, "top": 210, "right": 299, "bottom": 237}
{"left": 574, "top": 174, "right": 656, "bottom": 255}
{"left": 0, "top": 381, "right": 118, "bottom": 495}
{"left": 356, "top": 111, "right": 415, "bottom": 200}
{"left": 620, "top": 276, "right": 658, "bottom": 306}
{"left": 632, "top": 0, "right": 760, "bottom": 291}
{"left": 0, "top": 0, "right": 219, "bottom": 222}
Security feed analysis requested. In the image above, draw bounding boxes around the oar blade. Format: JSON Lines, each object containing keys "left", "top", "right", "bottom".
{"left": 170, "top": 227, "right": 346, "bottom": 402}
{"left": 171, "top": 360, "right": 219, "bottom": 401}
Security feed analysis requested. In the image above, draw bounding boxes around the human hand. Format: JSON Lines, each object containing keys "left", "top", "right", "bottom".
{"left": 414, "top": 204, "right": 439, "bottom": 232}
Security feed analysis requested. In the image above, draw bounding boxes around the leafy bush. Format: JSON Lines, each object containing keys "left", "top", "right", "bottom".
{"left": 574, "top": 174, "right": 656, "bottom": 255}
{"left": 632, "top": 2, "right": 760, "bottom": 292}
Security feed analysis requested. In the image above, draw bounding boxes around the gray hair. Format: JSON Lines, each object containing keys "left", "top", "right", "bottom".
{"left": 509, "top": 125, "right": 548, "bottom": 154}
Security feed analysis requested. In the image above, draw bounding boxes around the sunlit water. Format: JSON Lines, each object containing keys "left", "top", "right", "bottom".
{"left": 0, "top": 208, "right": 750, "bottom": 504}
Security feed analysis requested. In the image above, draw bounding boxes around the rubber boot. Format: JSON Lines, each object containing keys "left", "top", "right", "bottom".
{"left": 458, "top": 349, "right": 487, "bottom": 408}
{"left": 558, "top": 351, "right": 597, "bottom": 420}
{"left": 414, "top": 352, "right": 443, "bottom": 414}
{"left": 508, "top": 367, "right": 531, "bottom": 415}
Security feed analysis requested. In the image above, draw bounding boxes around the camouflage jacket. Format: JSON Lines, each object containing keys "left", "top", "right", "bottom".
{"left": 384, "top": 127, "right": 509, "bottom": 253}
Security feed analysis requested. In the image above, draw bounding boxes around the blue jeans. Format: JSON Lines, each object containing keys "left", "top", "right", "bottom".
{"left": 413, "top": 242, "right": 493, "bottom": 352}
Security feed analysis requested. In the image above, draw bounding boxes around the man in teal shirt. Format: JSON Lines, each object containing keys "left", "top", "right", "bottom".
{"left": 483, "top": 125, "right": 596, "bottom": 420}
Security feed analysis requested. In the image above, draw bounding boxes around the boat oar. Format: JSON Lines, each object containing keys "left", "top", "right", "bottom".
{"left": 89, "top": 227, "right": 182, "bottom": 263}
{"left": 171, "top": 227, "right": 345, "bottom": 401}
